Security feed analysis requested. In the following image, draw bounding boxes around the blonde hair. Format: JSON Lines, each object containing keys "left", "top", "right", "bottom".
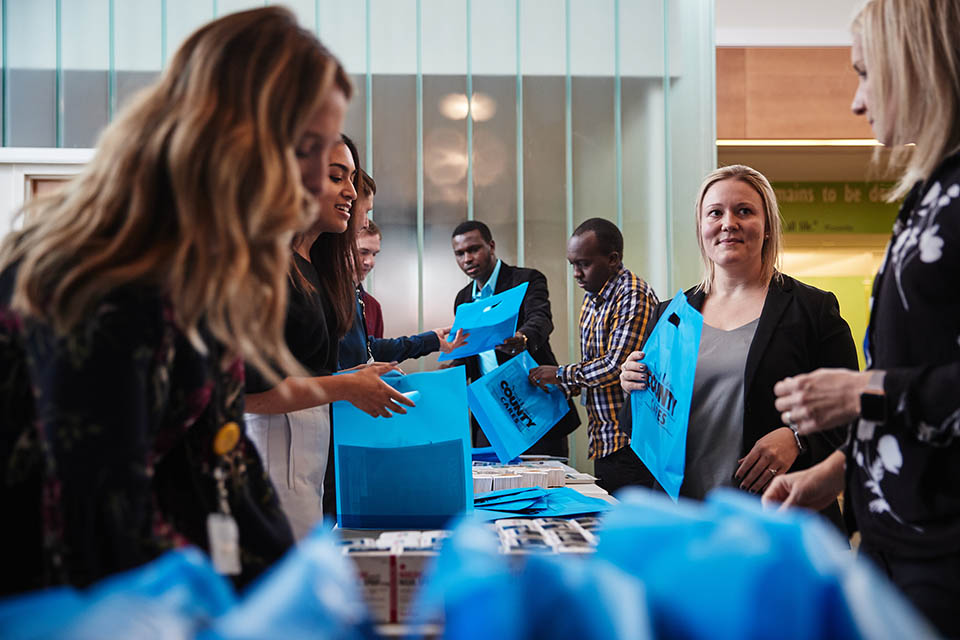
{"left": 853, "top": 0, "right": 960, "bottom": 199}
{"left": 0, "top": 7, "right": 351, "bottom": 381}
{"left": 694, "top": 165, "right": 783, "bottom": 294}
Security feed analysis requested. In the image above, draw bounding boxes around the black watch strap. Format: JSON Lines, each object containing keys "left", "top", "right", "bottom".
{"left": 860, "top": 392, "right": 887, "bottom": 422}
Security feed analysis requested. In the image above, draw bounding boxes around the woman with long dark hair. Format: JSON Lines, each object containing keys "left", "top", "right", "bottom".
{"left": 244, "top": 134, "right": 413, "bottom": 538}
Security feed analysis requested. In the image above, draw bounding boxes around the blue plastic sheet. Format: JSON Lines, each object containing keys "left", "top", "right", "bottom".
{"left": 475, "top": 487, "right": 548, "bottom": 507}
{"left": 473, "top": 487, "right": 612, "bottom": 522}
{"left": 437, "top": 282, "right": 529, "bottom": 361}
{"left": 332, "top": 367, "right": 473, "bottom": 529}
{"left": 467, "top": 351, "right": 571, "bottom": 463}
{"left": 596, "top": 488, "right": 936, "bottom": 640}
{"left": 629, "top": 292, "right": 703, "bottom": 500}
{"left": 471, "top": 446, "right": 521, "bottom": 464}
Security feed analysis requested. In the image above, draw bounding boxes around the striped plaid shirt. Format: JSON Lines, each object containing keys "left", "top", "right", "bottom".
{"left": 559, "top": 267, "right": 657, "bottom": 459}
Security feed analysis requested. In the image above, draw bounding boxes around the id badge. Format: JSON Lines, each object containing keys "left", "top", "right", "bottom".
{"left": 207, "top": 512, "right": 241, "bottom": 575}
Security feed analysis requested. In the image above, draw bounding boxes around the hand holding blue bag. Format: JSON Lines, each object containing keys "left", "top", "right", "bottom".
{"left": 467, "top": 351, "right": 571, "bottom": 463}
{"left": 438, "top": 282, "right": 529, "bottom": 361}
{"left": 629, "top": 292, "right": 703, "bottom": 500}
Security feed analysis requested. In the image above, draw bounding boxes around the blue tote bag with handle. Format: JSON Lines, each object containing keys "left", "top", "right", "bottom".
{"left": 628, "top": 292, "right": 703, "bottom": 500}
{"left": 438, "top": 282, "right": 529, "bottom": 361}
{"left": 332, "top": 366, "right": 473, "bottom": 529}
{"left": 467, "top": 351, "right": 571, "bottom": 463}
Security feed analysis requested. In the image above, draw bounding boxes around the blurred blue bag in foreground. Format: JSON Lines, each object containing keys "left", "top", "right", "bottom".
{"left": 467, "top": 351, "right": 571, "bottom": 463}
{"left": 597, "top": 488, "right": 937, "bottom": 640}
{"left": 438, "top": 282, "right": 529, "bottom": 361}
{"left": 207, "top": 527, "right": 373, "bottom": 640}
{"left": 629, "top": 292, "right": 703, "bottom": 500}
{"left": 333, "top": 367, "right": 472, "bottom": 529}
{"left": 0, "top": 548, "right": 235, "bottom": 640}
{"left": 410, "top": 517, "right": 651, "bottom": 640}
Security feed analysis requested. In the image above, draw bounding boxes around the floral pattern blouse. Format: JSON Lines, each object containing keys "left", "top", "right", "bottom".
{"left": 848, "top": 151, "right": 960, "bottom": 557}
{"left": 0, "top": 273, "right": 293, "bottom": 595}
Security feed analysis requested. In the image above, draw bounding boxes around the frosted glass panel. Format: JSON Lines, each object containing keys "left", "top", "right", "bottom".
{"left": 472, "top": 76, "right": 517, "bottom": 267}
{"left": 6, "top": 0, "right": 56, "bottom": 147}
{"left": 113, "top": 1, "right": 161, "bottom": 110}
{"left": 0, "top": 0, "right": 717, "bottom": 472}
{"left": 62, "top": 0, "right": 109, "bottom": 148}
{"left": 165, "top": 0, "right": 214, "bottom": 66}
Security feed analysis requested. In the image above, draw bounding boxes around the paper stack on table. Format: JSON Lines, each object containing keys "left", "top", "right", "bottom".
{"left": 472, "top": 461, "right": 566, "bottom": 490}
{"left": 496, "top": 517, "right": 597, "bottom": 555}
{"left": 342, "top": 530, "right": 452, "bottom": 624}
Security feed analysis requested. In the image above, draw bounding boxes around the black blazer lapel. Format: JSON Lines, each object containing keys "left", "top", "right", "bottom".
{"left": 686, "top": 288, "right": 706, "bottom": 312}
{"left": 492, "top": 262, "right": 515, "bottom": 294}
{"left": 743, "top": 278, "right": 792, "bottom": 401}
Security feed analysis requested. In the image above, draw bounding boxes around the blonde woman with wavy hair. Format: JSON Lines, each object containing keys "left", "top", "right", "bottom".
{"left": 0, "top": 7, "right": 350, "bottom": 593}
{"left": 619, "top": 164, "right": 856, "bottom": 524}
{"left": 766, "top": 1, "right": 960, "bottom": 634}
{"left": 694, "top": 165, "right": 783, "bottom": 295}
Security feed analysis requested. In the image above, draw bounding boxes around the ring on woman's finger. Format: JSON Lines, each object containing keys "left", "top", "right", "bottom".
{"left": 769, "top": 468, "right": 778, "bottom": 476}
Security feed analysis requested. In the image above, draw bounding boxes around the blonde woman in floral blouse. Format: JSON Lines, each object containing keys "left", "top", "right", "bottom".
{"left": 0, "top": 8, "right": 351, "bottom": 593}
{"left": 764, "top": 0, "right": 960, "bottom": 634}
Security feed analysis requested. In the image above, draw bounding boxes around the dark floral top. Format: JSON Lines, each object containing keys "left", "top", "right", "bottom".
{"left": 848, "top": 151, "right": 960, "bottom": 557}
{"left": 0, "top": 269, "right": 293, "bottom": 595}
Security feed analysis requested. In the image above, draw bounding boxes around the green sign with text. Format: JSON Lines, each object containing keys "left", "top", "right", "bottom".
{"left": 772, "top": 182, "right": 899, "bottom": 234}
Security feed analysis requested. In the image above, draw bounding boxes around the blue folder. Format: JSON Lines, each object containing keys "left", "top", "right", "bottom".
{"left": 332, "top": 366, "right": 473, "bottom": 529}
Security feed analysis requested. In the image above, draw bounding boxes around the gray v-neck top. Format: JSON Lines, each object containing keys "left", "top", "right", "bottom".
{"left": 681, "top": 317, "right": 759, "bottom": 500}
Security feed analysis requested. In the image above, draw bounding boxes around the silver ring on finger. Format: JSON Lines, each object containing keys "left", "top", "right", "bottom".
{"left": 783, "top": 411, "right": 792, "bottom": 424}
{"left": 769, "top": 468, "right": 778, "bottom": 476}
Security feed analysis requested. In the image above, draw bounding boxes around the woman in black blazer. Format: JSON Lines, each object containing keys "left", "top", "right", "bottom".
{"left": 619, "top": 165, "right": 858, "bottom": 528}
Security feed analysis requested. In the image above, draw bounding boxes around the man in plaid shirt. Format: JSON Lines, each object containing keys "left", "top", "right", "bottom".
{"left": 529, "top": 218, "right": 658, "bottom": 493}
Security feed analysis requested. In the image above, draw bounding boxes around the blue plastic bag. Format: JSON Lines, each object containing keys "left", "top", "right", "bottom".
{"left": 332, "top": 366, "right": 473, "bottom": 529}
{"left": 467, "top": 351, "right": 571, "bottom": 463}
{"left": 629, "top": 291, "right": 703, "bottom": 500}
{"left": 410, "top": 516, "right": 652, "bottom": 640}
{"left": 0, "top": 548, "right": 235, "bottom": 640}
{"left": 437, "top": 282, "right": 529, "bottom": 361}
{"left": 207, "top": 527, "right": 374, "bottom": 640}
{"left": 596, "top": 487, "right": 936, "bottom": 640}
{"left": 520, "top": 553, "right": 652, "bottom": 640}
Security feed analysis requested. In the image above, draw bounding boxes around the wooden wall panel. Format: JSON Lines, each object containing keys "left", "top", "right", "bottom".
{"left": 717, "top": 48, "right": 746, "bottom": 138}
{"left": 717, "top": 47, "right": 876, "bottom": 140}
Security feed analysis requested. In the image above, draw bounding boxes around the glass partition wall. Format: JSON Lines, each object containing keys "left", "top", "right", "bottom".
{"left": 0, "top": 0, "right": 716, "bottom": 472}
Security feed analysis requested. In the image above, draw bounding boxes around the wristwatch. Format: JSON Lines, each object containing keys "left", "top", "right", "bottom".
{"left": 860, "top": 371, "right": 887, "bottom": 422}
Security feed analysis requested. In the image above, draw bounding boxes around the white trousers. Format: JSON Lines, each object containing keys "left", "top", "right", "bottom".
{"left": 244, "top": 404, "right": 330, "bottom": 541}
